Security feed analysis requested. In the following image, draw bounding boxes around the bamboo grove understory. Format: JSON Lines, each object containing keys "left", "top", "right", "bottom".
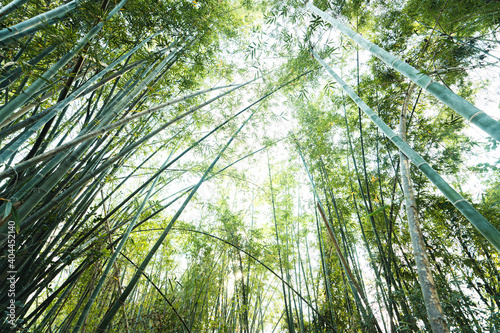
{"left": 0, "top": 0, "right": 499, "bottom": 332}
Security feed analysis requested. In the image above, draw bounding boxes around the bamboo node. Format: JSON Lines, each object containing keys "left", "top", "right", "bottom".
{"left": 453, "top": 199, "right": 467, "bottom": 205}
{"left": 468, "top": 111, "right": 484, "bottom": 122}
{"left": 417, "top": 161, "right": 426, "bottom": 168}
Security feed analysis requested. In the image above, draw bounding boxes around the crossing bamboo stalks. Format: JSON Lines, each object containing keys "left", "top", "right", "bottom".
{"left": 317, "top": 203, "right": 383, "bottom": 333}
{"left": 0, "top": 81, "right": 252, "bottom": 178}
{"left": 0, "top": 0, "right": 86, "bottom": 44}
{"left": 0, "top": 0, "right": 129, "bottom": 126}
{"left": 312, "top": 49, "right": 500, "bottom": 252}
{"left": 313, "top": 192, "right": 338, "bottom": 328}
{"left": 0, "top": 45, "right": 56, "bottom": 90}
{"left": 306, "top": 2, "right": 500, "bottom": 142}
{"left": 171, "top": 227, "right": 333, "bottom": 330}
{"left": 94, "top": 111, "right": 257, "bottom": 331}
{"left": 7, "top": 50, "right": 176, "bottom": 224}
{"left": 71, "top": 145, "right": 178, "bottom": 332}
{"left": 94, "top": 70, "right": 314, "bottom": 331}
{"left": 295, "top": 139, "right": 381, "bottom": 331}
{"left": 342, "top": 99, "right": 399, "bottom": 325}
{"left": 118, "top": 252, "right": 191, "bottom": 332}
{"left": 0, "top": 60, "right": 145, "bottom": 129}
{"left": 13, "top": 71, "right": 308, "bottom": 236}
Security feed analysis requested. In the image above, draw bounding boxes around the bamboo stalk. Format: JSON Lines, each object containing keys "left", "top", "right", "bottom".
{"left": 0, "top": 81, "right": 252, "bottom": 178}
{"left": 71, "top": 146, "right": 175, "bottom": 332}
{"left": 317, "top": 203, "right": 383, "bottom": 333}
{"left": 399, "top": 84, "right": 449, "bottom": 333}
{"left": 267, "top": 151, "right": 294, "bottom": 333}
{"left": 306, "top": 2, "right": 500, "bottom": 142}
{"left": 312, "top": 49, "right": 500, "bottom": 252}
{"left": 0, "top": 0, "right": 30, "bottom": 20}
{"left": 171, "top": 227, "right": 333, "bottom": 329}
{"left": 95, "top": 111, "right": 257, "bottom": 331}
{"left": 0, "top": 0, "right": 129, "bottom": 126}
{"left": 0, "top": 0, "right": 85, "bottom": 43}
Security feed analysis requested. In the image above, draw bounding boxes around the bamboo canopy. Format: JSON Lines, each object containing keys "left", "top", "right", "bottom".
{"left": 0, "top": 0, "right": 499, "bottom": 332}
{"left": 306, "top": 2, "right": 500, "bottom": 143}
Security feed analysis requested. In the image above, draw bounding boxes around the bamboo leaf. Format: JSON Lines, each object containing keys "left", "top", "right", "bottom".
{"left": 11, "top": 207, "right": 20, "bottom": 233}
{"left": 3, "top": 201, "right": 12, "bottom": 219}
{"left": 366, "top": 205, "right": 390, "bottom": 217}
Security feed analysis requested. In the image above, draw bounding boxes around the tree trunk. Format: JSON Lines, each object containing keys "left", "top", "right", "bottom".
{"left": 399, "top": 83, "right": 449, "bottom": 333}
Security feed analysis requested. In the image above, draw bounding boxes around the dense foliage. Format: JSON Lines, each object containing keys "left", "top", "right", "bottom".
{"left": 0, "top": 0, "right": 499, "bottom": 332}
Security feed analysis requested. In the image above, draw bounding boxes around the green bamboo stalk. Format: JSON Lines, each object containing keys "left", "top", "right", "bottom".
{"left": 24, "top": 123, "right": 204, "bottom": 256}
{"left": 267, "top": 151, "right": 294, "bottom": 333}
{"left": 373, "top": 93, "right": 402, "bottom": 329}
{"left": 271, "top": 311, "right": 285, "bottom": 333}
{"left": 320, "top": 165, "right": 381, "bottom": 321}
{"left": 342, "top": 102, "right": 397, "bottom": 323}
{"left": 312, "top": 177, "right": 338, "bottom": 329}
{"left": 317, "top": 203, "right": 383, "bottom": 333}
{"left": 0, "top": 59, "right": 145, "bottom": 130}
{"left": 294, "top": 199, "right": 306, "bottom": 333}
{"left": 34, "top": 273, "right": 80, "bottom": 332}
{"left": 0, "top": 68, "right": 89, "bottom": 128}
{"left": 119, "top": 252, "right": 191, "bottom": 333}
{"left": 306, "top": 2, "right": 500, "bottom": 142}
{"left": 0, "top": 45, "right": 56, "bottom": 89}
{"left": 94, "top": 109, "right": 256, "bottom": 331}
{"left": 312, "top": 48, "right": 500, "bottom": 252}
{"left": 171, "top": 227, "right": 333, "bottom": 329}
{"left": 303, "top": 219, "right": 318, "bottom": 315}
{"left": 187, "top": 256, "right": 220, "bottom": 331}
{"left": 0, "top": 0, "right": 30, "bottom": 20}
{"left": 15, "top": 72, "right": 306, "bottom": 241}
{"left": 91, "top": 69, "right": 312, "bottom": 328}
{"left": 1, "top": 35, "right": 153, "bottom": 136}
{"left": 9, "top": 57, "right": 168, "bottom": 223}
{"left": 5, "top": 33, "right": 34, "bottom": 69}
{"left": 0, "top": 82, "right": 250, "bottom": 178}
{"left": 71, "top": 146, "right": 176, "bottom": 332}
{"left": 20, "top": 88, "right": 244, "bottom": 237}
{"left": 433, "top": 239, "right": 483, "bottom": 331}
{"left": 0, "top": 70, "right": 91, "bottom": 164}
{"left": 0, "top": 0, "right": 129, "bottom": 126}
{"left": 38, "top": 168, "right": 113, "bottom": 262}
{"left": 20, "top": 259, "right": 92, "bottom": 327}
{"left": 296, "top": 140, "right": 377, "bottom": 331}
{"left": 105, "top": 146, "right": 270, "bottom": 250}
{"left": 0, "top": 0, "right": 85, "bottom": 43}
{"left": 0, "top": 16, "right": 65, "bottom": 47}
{"left": 399, "top": 84, "right": 449, "bottom": 333}
{"left": 92, "top": 44, "right": 182, "bottom": 131}
{"left": 342, "top": 102, "right": 391, "bottom": 277}
{"left": 296, "top": 137, "right": 402, "bottom": 331}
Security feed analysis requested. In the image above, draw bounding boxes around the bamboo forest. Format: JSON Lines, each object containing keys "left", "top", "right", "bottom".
{"left": 1, "top": 0, "right": 500, "bottom": 332}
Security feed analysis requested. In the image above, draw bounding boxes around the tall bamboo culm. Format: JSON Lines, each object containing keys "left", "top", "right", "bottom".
{"left": 399, "top": 84, "right": 449, "bottom": 333}
{"left": 306, "top": 2, "right": 500, "bottom": 143}
{"left": 311, "top": 49, "right": 500, "bottom": 252}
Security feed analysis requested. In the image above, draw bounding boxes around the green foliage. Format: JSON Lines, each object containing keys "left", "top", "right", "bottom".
{"left": 0, "top": 0, "right": 499, "bottom": 331}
